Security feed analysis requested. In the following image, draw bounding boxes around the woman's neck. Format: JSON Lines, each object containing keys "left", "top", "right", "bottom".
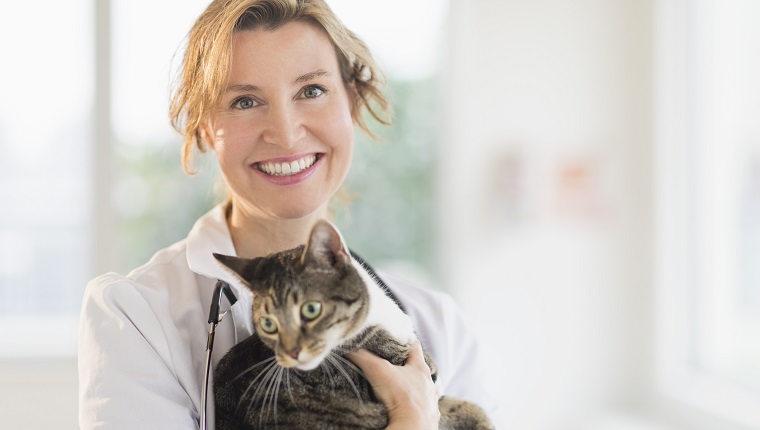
{"left": 226, "top": 200, "right": 330, "bottom": 259}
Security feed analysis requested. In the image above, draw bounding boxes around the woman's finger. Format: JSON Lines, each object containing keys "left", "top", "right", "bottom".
{"left": 348, "top": 348, "right": 392, "bottom": 376}
{"left": 404, "top": 339, "right": 430, "bottom": 373}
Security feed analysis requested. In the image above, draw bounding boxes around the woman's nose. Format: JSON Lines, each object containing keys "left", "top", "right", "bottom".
{"left": 262, "top": 104, "right": 305, "bottom": 148}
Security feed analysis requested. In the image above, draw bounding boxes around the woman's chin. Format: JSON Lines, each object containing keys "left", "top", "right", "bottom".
{"left": 231, "top": 193, "right": 329, "bottom": 222}
{"left": 262, "top": 198, "right": 331, "bottom": 221}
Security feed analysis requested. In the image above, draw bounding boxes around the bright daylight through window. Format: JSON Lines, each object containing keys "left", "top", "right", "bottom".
{"left": 0, "top": 0, "right": 92, "bottom": 356}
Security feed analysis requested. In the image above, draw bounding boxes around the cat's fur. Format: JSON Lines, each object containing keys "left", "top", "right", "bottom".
{"left": 213, "top": 220, "right": 494, "bottom": 430}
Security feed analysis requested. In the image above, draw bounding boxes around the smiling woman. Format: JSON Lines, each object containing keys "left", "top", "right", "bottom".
{"left": 78, "top": 1, "right": 497, "bottom": 429}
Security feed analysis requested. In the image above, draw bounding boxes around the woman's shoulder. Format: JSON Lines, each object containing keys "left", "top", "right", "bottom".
{"left": 84, "top": 238, "right": 193, "bottom": 301}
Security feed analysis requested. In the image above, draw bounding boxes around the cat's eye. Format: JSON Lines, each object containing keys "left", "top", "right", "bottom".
{"left": 301, "top": 301, "right": 322, "bottom": 321}
{"left": 259, "top": 317, "right": 278, "bottom": 334}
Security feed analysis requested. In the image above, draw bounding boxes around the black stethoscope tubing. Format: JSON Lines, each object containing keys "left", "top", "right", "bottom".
{"left": 201, "top": 280, "right": 238, "bottom": 430}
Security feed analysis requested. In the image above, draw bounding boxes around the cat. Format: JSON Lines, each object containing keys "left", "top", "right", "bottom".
{"left": 213, "top": 220, "right": 494, "bottom": 430}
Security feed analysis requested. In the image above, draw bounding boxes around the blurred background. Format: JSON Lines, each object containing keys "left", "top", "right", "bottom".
{"left": 1, "top": 0, "right": 759, "bottom": 428}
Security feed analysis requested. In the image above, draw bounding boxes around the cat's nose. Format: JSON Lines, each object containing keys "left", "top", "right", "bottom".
{"left": 286, "top": 347, "right": 301, "bottom": 359}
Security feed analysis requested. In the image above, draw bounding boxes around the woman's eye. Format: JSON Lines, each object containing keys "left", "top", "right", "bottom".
{"left": 301, "top": 85, "right": 325, "bottom": 99}
{"left": 301, "top": 301, "right": 322, "bottom": 321}
{"left": 259, "top": 317, "right": 278, "bottom": 334}
{"left": 232, "top": 97, "right": 257, "bottom": 110}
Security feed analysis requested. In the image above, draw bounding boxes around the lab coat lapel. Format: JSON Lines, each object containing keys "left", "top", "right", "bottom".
{"left": 186, "top": 204, "right": 255, "bottom": 345}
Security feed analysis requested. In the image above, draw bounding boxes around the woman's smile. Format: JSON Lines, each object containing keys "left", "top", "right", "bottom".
{"left": 252, "top": 152, "right": 325, "bottom": 185}
{"left": 255, "top": 153, "right": 319, "bottom": 176}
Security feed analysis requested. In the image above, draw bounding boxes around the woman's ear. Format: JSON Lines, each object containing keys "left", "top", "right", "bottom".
{"left": 199, "top": 116, "right": 217, "bottom": 151}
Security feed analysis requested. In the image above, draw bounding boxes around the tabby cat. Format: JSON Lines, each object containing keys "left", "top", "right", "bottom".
{"left": 213, "top": 220, "right": 494, "bottom": 430}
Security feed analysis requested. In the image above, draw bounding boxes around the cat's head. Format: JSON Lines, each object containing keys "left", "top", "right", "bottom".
{"left": 214, "top": 220, "right": 370, "bottom": 370}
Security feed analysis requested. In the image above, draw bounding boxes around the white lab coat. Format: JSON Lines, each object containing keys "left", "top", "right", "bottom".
{"left": 78, "top": 205, "right": 501, "bottom": 429}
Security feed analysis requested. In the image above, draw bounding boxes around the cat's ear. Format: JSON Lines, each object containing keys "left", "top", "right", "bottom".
{"left": 213, "top": 253, "right": 263, "bottom": 291}
{"left": 302, "top": 220, "right": 351, "bottom": 269}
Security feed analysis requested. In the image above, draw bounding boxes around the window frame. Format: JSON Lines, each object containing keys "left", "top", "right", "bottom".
{"left": 654, "top": 0, "right": 760, "bottom": 427}
{"left": 0, "top": 0, "right": 101, "bottom": 357}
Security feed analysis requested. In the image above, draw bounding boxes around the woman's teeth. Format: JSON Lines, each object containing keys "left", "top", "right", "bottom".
{"left": 257, "top": 155, "right": 317, "bottom": 176}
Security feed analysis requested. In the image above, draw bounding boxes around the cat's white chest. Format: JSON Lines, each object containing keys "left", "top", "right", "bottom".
{"left": 356, "top": 264, "right": 416, "bottom": 345}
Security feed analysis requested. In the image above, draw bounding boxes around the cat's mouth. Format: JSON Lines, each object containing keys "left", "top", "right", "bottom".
{"left": 255, "top": 153, "right": 322, "bottom": 177}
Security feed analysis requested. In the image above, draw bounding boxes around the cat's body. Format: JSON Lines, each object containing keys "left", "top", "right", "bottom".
{"left": 213, "top": 220, "right": 494, "bottom": 430}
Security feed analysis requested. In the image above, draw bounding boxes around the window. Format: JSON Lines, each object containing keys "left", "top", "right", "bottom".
{"left": 655, "top": 0, "right": 760, "bottom": 426}
{"left": 311, "top": 0, "right": 449, "bottom": 276}
{"left": 107, "top": 0, "right": 217, "bottom": 275}
{"left": 0, "top": 0, "right": 93, "bottom": 355}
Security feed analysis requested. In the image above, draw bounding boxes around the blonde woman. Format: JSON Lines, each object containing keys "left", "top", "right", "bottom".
{"left": 78, "top": 1, "right": 498, "bottom": 428}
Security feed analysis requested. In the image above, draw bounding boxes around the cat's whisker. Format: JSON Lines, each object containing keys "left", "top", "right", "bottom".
{"left": 262, "top": 364, "right": 282, "bottom": 425}
{"left": 231, "top": 356, "right": 276, "bottom": 382}
{"left": 272, "top": 366, "right": 285, "bottom": 425}
{"left": 320, "top": 359, "right": 337, "bottom": 388}
{"left": 333, "top": 354, "right": 368, "bottom": 381}
{"left": 236, "top": 359, "right": 277, "bottom": 413}
{"left": 249, "top": 362, "right": 280, "bottom": 424}
{"left": 327, "top": 354, "right": 362, "bottom": 401}
{"left": 265, "top": 364, "right": 281, "bottom": 408}
{"left": 285, "top": 368, "right": 296, "bottom": 404}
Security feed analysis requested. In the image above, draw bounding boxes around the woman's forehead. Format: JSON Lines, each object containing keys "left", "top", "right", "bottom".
{"left": 228, "top": 21, "right": 341, "bottom": 84}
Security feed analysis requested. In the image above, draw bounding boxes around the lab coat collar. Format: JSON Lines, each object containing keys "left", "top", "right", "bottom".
{"left": 186, "top": 203, "right": 236, "bottom": 282}
{"left": 186, "top": 204, "right": 254, "bottom": 341}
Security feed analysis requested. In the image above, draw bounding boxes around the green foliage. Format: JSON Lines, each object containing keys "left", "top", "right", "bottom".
{"left": 334, "top": 77, "right": 439, "bottom": 275}
{"left": 112, "top": 143, "right": 220, "bottom": 274}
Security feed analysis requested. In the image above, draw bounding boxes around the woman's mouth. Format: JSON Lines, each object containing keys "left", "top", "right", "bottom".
{"left": 255, "top": 154, "right": 319, "bottom": 176}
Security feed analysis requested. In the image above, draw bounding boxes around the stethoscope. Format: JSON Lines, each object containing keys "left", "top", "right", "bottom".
{"left": 201, "top": 280, "right": 238, "bottom": 430}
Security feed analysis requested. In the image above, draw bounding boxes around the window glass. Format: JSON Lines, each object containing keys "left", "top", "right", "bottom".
{"left": 109, "top": 0, "right": 220, "bottom": 274}
{"left": 328, "top": 0, "right": 448, "bottom": 276}
{"left": 0, "top": 0, "right": 93, "bottom": 317}
{"left": 702, "top": 0, "right": 760, "bottom": 389}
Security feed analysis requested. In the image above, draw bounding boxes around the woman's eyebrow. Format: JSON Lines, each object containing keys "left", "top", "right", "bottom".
{"left": 226, "top": 84, "right": 260, "bottom": 93}
{"left": 293, "top": 69, "right": 330, "bottom": 84}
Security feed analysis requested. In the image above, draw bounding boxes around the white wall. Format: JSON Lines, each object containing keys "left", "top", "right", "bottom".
{"left": 438, "top": 0, "right": 656, "bottom": 428}
{"left": 0, "top": 357, "right": 78, "bottom": 428}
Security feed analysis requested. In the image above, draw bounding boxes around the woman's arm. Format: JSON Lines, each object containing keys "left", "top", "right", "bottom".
{"left": 348, "top": 340, "right": 440, "bottom": 430}
{"left": 79, "top": 275, "right": 199, "bottom": 429}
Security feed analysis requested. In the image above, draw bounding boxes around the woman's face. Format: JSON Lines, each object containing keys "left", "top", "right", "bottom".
{"left": 206, "top": 21, "right": 355, "bottom": 221}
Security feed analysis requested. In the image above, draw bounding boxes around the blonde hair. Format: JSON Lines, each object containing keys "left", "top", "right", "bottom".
{"left": 170, "top": 0, "right": 391, "bottom": 174}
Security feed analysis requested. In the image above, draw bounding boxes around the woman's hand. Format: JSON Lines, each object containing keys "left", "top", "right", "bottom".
{"left": 348, "top": 340, "right": 440, "bottom": 430}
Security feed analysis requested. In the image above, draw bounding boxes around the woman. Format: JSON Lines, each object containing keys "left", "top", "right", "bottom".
{"left": 78, "top": 0, "right": 498, "bottom": 428}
